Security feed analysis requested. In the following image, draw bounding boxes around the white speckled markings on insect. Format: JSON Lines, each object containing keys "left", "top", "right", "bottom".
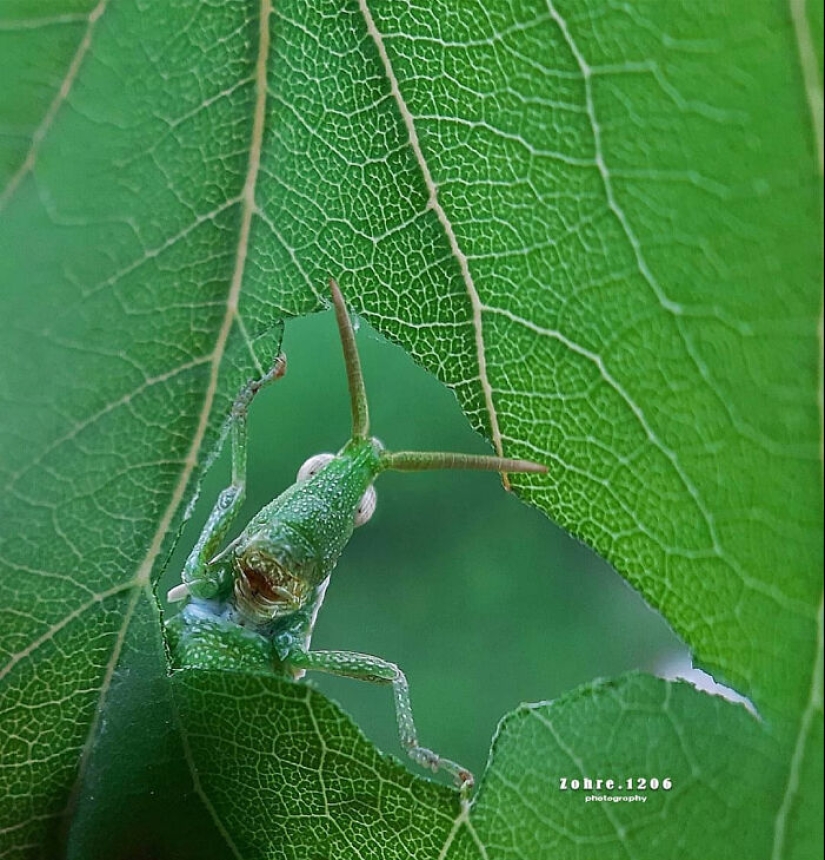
{"left": 165, "top": 280, "right": 547, "bottom": 794}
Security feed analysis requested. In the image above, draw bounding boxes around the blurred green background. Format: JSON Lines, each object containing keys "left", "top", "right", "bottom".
{"left": 161, "top": 308, "right": 684, "bottom": 782}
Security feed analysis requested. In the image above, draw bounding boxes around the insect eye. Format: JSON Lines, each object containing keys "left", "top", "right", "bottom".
{"left": 296, "top": 452, "right": 335, "bottom": 483}
{"left": 354, "top": 485, "right": 377, "bottom": 527}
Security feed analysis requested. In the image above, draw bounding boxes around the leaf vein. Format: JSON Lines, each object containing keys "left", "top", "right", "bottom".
{"left": 788, "top": 0, "right": 824, "bottom": 172}
{"left": 0, "top": 0, "right": 110, "bottom": 212}
{"left": 771, "top": 592, "right": 824, "bottom": 860}
{"left": 358, "top": 0, "right": 508, "bottom": 470}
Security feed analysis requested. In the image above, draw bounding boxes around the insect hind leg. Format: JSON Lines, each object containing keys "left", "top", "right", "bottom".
{"left": 286, "top": 647, "right": 474, "bottom": 794}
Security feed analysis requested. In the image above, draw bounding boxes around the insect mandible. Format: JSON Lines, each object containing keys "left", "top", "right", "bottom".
{"left": 164, "top": 279, "right": 546, "bottom": 793}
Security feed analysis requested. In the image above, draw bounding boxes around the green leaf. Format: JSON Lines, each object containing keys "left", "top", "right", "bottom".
{"left": 0, "top": 1, "right": 820, "bottom": 859}
{"left": 452, "top": 675, "right": 786, "bottom": 860}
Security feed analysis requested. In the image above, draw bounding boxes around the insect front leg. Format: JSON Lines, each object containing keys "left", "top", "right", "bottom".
{"left": 168, "top": 354, "right": 287, "bottom": 602}
{"left": 286, "top": 648, "right": 474, "bottom": 794}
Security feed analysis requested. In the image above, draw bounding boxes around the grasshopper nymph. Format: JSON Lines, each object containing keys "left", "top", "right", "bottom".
{"left": 165, "top": 280, "right": 546, "bottom": 793}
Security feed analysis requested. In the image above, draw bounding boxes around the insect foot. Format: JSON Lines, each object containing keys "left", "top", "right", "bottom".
{"left": 233, "top": 353, "right": 287, "bottom": 419}
{"left": 165, "top": 278, "right": 545, "bottom": 791}
{"left": 409, "top": 744, "right": 475, "bottom": 793}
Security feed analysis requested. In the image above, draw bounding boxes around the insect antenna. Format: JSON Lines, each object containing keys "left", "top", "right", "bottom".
{"left": 330, "top": 279, "right": 370, "bottom": 439}
{"left": 381, "top": 450, "right": 546, "bottom": 475}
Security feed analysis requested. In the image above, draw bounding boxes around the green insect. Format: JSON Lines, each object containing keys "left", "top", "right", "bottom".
{"left": 165, "top": 280, "right": 546, "bottom": 792}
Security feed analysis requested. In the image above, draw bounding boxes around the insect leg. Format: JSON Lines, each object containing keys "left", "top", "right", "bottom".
{"left": 171, "top": 355, "right": 287, "bottom": 601}
{"left": 286, "top": 648, "right": 474, "bottom": 793}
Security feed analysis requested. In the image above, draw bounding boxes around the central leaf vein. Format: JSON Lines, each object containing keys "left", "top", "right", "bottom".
{"left": 358, "top": 0, "right": 507, "bottom": 465}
